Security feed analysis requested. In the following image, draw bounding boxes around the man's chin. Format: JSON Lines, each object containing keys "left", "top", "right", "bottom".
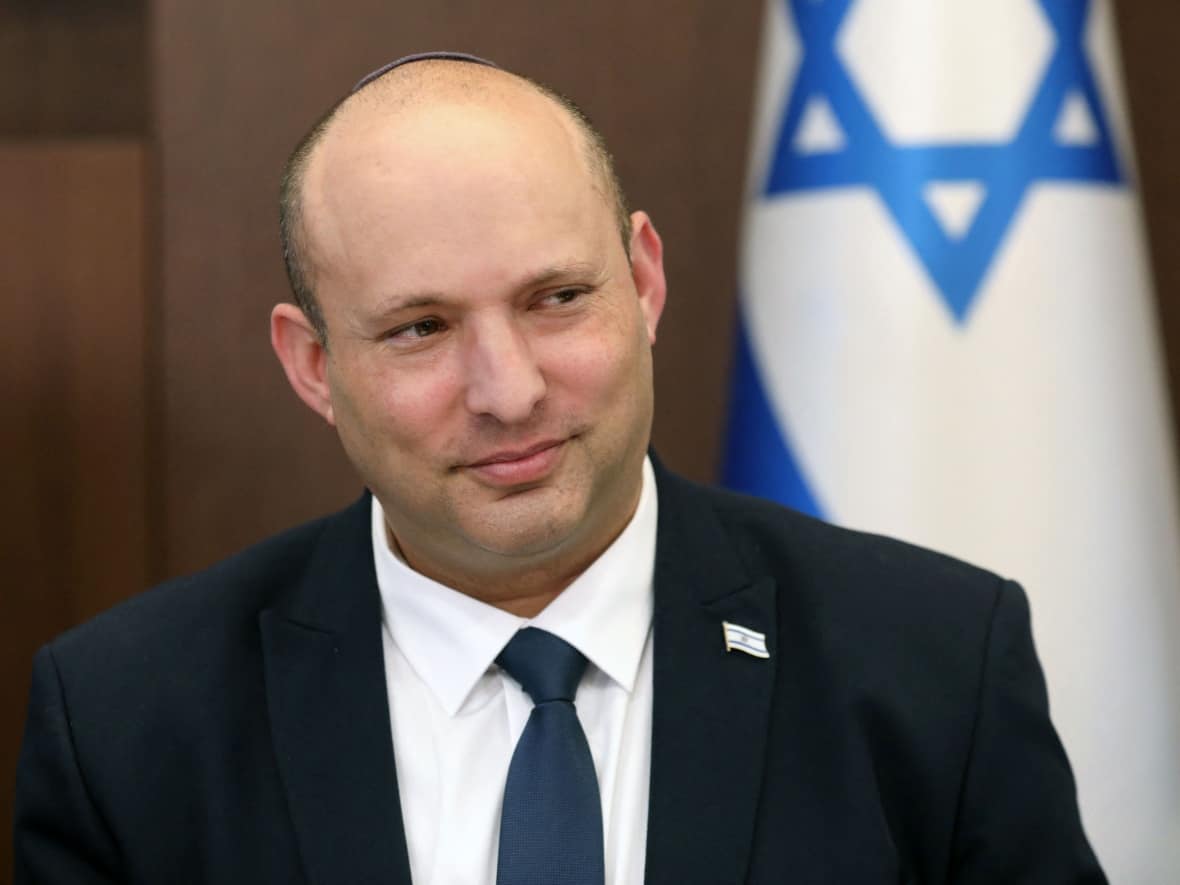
{"left": 461, "top": 495, "right": 588, "bottom": 561}
{"left": 467, "top": 518, "right": 582, "bottom": 561}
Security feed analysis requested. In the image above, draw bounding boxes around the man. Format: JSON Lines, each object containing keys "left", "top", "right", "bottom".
{"left": 15, "top": 53, "right": 1105, "bottom": 884}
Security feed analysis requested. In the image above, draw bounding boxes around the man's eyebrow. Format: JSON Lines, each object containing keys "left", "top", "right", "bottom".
{"left": 522, "top": 261, "right": 605, "bottom": 288}
{"left": 372, "top": 262, "right": 607, "bottom": 315}
{"left": 372, "top": 293, "right": 446, "bottom": 315}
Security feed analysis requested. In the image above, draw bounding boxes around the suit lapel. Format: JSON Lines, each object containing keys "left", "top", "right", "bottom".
{"left": 260, "top": 495, "right": 413, "bottom": 885}
{"left": 645, "top": 466, "right": 777, "bottom": 885}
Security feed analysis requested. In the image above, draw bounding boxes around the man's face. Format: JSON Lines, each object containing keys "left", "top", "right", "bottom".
{"left": 298, "top": 91, "right": 665, "bottom": 588}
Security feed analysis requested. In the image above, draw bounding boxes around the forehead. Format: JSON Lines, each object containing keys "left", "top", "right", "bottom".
{"left": 321, "top": 89, "right": 588, "bottom": 200}
{"left": 300, "top": 81, "right": 615, "bottom": 300}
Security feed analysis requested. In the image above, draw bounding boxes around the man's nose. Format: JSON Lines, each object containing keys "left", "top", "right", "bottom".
{"left": 462, "top": 317, "right": 547, "bottom": 423}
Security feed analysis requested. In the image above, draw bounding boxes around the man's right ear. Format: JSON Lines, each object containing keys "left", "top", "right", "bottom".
{"left": 270, "top": 303, "right": 336, "bottom": 426}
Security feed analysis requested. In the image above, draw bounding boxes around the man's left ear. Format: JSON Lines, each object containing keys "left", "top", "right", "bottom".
{"left": 627, "top": 211, "right": 667, "bottom": 344}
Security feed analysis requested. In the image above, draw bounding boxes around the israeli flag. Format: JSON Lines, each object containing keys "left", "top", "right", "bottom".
{"left": 723, "top": 1, "right": 1180, "bottom": 879}
{"left": 723, "top": 621, "right": 771, "bottom": 659}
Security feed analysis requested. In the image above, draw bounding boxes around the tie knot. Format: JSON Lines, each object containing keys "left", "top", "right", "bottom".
{"left": 496, "top": 628, "right": 588, "bottom": 704}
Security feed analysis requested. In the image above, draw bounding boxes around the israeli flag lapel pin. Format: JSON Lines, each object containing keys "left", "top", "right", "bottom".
{"left": 722, "top": 621, "right": 769, "bottom": 659}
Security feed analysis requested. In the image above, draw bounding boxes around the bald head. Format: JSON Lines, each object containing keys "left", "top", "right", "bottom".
{"left": 278, "top": 58, "right": 631, "bottom": 342}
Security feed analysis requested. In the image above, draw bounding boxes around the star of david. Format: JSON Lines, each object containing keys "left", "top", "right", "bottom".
{"left": 765, "top": 0, "right": 1122, "bottom": 322}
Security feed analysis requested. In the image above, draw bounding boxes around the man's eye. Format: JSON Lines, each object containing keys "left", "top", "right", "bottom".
{"left": 390, "top": 318, "right": 445, "bottom": 339}
{"left": 542, "top": 288, "right": 586, "bottom": 307}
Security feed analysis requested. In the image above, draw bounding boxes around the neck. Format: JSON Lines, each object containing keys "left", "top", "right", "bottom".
{"left": 386, "top": 482, "right": 643, "bottom": 618}
{"left": 389, "top": 520, "right": 628, "bottom": 619}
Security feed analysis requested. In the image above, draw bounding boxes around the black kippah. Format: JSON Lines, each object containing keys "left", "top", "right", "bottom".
{"left": 351, "top": 51, "right": 500, "bottom": 94}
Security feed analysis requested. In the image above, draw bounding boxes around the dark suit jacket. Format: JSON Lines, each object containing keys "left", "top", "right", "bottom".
{"left": 15, "top": 464, "right": 1105, "bottom": 884}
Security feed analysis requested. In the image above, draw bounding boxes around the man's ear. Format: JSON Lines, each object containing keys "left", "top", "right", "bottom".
{"left": 270, "top": 303, "right": 336, "bottom": 426}
{"left": 627, "top": 211, "right": 667, "bottom": 345}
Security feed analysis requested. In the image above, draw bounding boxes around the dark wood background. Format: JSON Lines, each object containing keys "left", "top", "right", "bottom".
{"left": 3, "top": 1, "right": 1178, "bottom": 876}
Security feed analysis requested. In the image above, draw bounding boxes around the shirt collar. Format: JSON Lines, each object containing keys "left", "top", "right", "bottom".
{"left": 372, "top": 457, "right": 657, "bottom": 717}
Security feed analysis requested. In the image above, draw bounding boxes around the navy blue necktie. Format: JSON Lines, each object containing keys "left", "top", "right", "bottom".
{"left": 495, "top": 627, "right": 605, "bottom": 885}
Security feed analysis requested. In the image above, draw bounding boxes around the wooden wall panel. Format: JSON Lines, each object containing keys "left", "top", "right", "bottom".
{"left": 0, "top": 1, "right": 145, "bottom": 137}
{"left": 151, "top": 0, "right": 763, "bottom": 578}
{"left": 1118, "top": 3, "right": 1180, "bottom": 433}
{"left": 0, "top": 140, "right": 146, "bottom": 878}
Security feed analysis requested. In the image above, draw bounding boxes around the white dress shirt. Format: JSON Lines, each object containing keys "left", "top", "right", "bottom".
{"left": 371, "top": 457, "right": 657, "bottom": 885}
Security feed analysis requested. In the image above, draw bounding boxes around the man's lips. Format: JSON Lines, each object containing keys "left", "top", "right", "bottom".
{"left": 463, "top": 439, "right": 567, "bottom": 485}
{"left": 466, "top": 439, "right": 564, "bottom": 467}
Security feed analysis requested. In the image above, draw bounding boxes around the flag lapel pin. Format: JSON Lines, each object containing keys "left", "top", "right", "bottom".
{"left": 722, "top": 621, "right": 769, "bottom": 659}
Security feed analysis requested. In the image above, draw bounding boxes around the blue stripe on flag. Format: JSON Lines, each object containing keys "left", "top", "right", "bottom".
{"left": 721, "top": 310, "right": 824, "bottom": 518}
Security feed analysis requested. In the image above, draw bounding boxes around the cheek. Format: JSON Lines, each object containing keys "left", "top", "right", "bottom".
{"left": 542, "top": 323, "right": 647, "bottom": 412}
{"left": 331, "top": 359, "right": 460, "bottom": 453}
{"left": 382, "top": 380, "right": 461, "bottom": 455}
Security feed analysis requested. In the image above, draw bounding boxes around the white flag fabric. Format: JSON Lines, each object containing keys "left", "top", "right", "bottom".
{"left": 723, "top": 1, "right": 1180, "bottom": 879}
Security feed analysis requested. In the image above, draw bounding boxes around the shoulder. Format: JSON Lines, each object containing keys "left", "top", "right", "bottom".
{"left": 656, "top": 468, "right": 1012, "bottom": 646}
{"left": 663, "top": 468, "right": 1005, "bottom": 589}
{"left": 44, "top": 497, "right": 366, "bottom": 688}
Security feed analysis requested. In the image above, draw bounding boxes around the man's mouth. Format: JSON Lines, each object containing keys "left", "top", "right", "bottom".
{"left": 463, "top": 438, "right": 567, "bottom": 485}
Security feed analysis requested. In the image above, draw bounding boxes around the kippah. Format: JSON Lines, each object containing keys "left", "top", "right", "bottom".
{"left": 351, "top": 51, "right": 501, "bottom": 94}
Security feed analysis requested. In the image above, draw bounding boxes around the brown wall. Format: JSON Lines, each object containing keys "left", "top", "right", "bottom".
{"left": 1121, "top": 5, "right": 1180, "bottom": 425}
{"left": 0, "top": 1, "right": 145, "bottom": 137}
{"left": 3, "top": 1, "right": 1179, "bottom": 877}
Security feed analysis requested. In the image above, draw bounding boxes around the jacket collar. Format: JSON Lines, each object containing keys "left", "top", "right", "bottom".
{"left": 260, "top": 493, "right": 414, "bottom": 885}
{"left": 645, "top": 459, "right": 778, "bottom": 884}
